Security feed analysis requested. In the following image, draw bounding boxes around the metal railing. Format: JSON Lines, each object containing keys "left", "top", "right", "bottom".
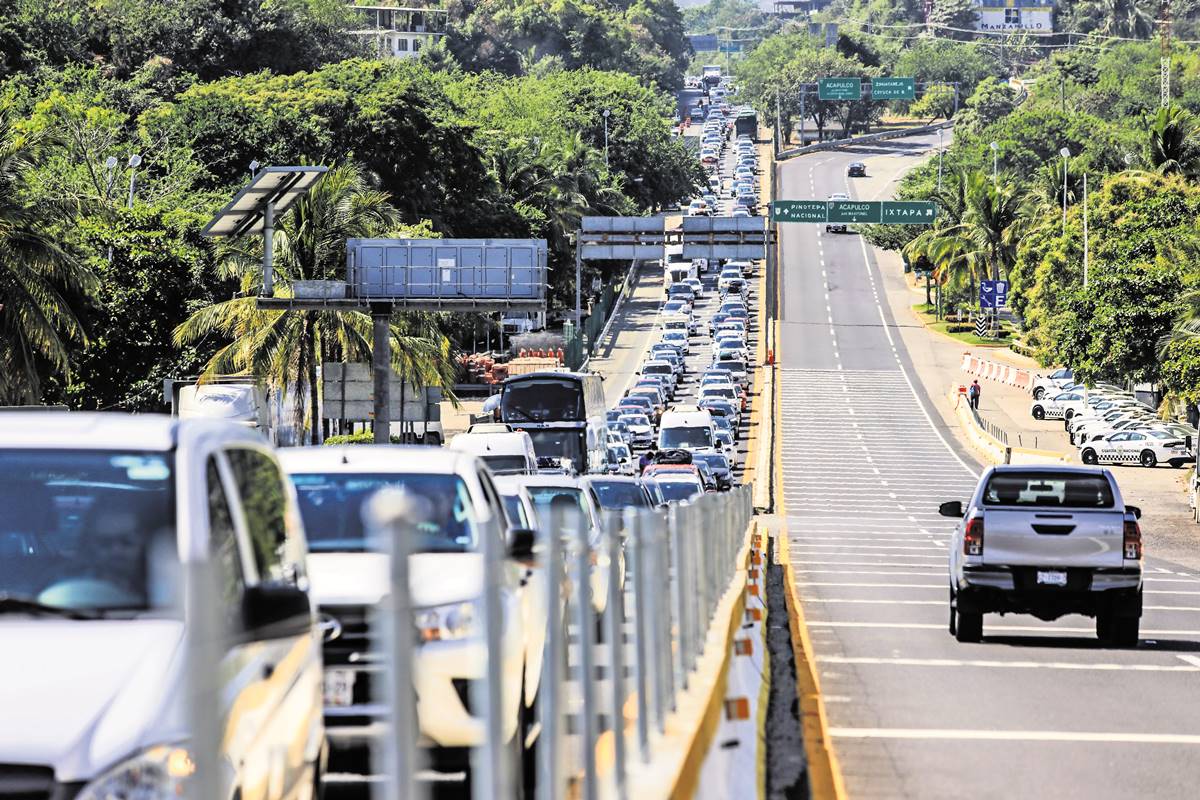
{"left": 365, "top": 483, "right": 755, "bottom": 799}
{"left": 969, "top": 404, "right": 1009, "bottom": 446}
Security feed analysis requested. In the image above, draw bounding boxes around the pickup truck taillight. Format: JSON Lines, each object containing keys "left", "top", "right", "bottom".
{"left": 1124, "top": 519, "right": 1142, "bottom": 560}
{"left": 964, "top": 516, "right": 984, "bottom": 557}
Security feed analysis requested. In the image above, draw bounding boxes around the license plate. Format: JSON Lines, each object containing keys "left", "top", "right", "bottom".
{"left": 323, "top": 669, "right": 356, "bottom": 707}
{"left": 1036, "top": 570, "right": 1068, "bottom": 587}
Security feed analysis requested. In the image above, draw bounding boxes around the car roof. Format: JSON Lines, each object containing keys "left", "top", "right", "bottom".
{"left": 583, "top": 475, "right": 645, "bottom": 486}
{"left": 0, "top": 411, "right": 258, "bottom": 451}
{"left": 512, "top": 474, "right": 584, "bottom": 489}
{"left": 278, "top": 444, "right": 474, "bottom": 474}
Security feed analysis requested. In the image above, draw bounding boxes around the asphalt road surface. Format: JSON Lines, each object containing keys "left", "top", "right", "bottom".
{"left": 776, "top": 133, "right": 1200, "bottom": 799}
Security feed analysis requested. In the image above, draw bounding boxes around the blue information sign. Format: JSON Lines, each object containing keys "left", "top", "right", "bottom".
{"left": 980, "top": 280, "right": 1009, "bottom": 309}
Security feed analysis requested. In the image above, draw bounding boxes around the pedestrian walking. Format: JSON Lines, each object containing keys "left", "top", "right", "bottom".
{"left": 638, "top": 446, "right": 657, "bottom": 475}
{"left": 968, "top": 380, "right": 982, "bottom": 411}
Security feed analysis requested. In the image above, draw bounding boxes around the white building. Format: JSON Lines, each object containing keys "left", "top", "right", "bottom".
{"left": 350, "top": 5, "right": 448, "bottom": 59}
{"left": 974, "top": 0, "right": 1054, "bottom": 32}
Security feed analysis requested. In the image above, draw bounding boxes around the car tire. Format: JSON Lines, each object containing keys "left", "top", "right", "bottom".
{"left": 1171, "top": 459, "right": 1187, "bottom": 468}
{"left": 1111, "top": 616, "right": 1140, "bottom": 648}
{"left": 948, "top": 589, "right": 958, "bottom": 635}
{"left": 1140, "top": 450, "right": 1158, "bottom": 468}
{"left": 955, "top": 610, "right": 982, "bottom": 643}
{"left": 1081, "top": 448, "right": 1098, "bottom": 465}
{"left": 1033, "top": 387, "right": 1045, "bottom": 400}
{"left": 1064, "top": 409, "right": 1075, "bottom": 421}
{"left": 1032, "top": 406, "right": 1046, "bottom": 420}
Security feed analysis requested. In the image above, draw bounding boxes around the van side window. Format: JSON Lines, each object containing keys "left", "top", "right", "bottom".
{"left": 206, "top": 457, "right": 245, "bottom": 618}
{"left": 226, "top": 448, "right": 290, "bottom": 584}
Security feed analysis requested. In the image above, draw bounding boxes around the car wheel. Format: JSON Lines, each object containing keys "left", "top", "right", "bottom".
{"left": 1170, "top": 459, "right": 1186, "bottom": 468}
{"left": 948, "top": 589, "right": 957, "bottom": 635}
{"left": 955, "top": 610, "right": 983, "bottom": 643}
{"left": 1111, "top": 616, "right": 1140, "bottom": 648}
{"left": 1081, "top": 448, "right": 1098, "bottom": 465}
{"left": 1033, "top": 387, "right": 1044, "bottom": 400}
{"left": 1096, "top": 612, "right": 1113, "bottom": 643}
{"left": 1140, "top": 450, "right": 1158, "bottom": 468}
{"left": 1032, "top": 406, "right": 1046, "bottom": 420}
{"left": 1064, "top": 409, "right": 1075, "bottom": 421}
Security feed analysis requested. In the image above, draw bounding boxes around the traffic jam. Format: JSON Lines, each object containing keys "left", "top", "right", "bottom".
{"left": 0, "top": 84, "right": 761, "bottom": 800}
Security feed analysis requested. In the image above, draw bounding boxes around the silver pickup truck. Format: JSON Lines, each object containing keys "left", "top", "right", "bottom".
{"left": 940, "top": 465, "right": 1143, "bottom": 646}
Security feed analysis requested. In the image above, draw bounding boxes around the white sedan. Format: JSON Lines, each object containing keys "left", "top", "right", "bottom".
{"left": 1079, "top": 429, "right": 1195, "bottom": 468}
{"left": 1031, "top": 391, "right": 1088, "bottom": 421}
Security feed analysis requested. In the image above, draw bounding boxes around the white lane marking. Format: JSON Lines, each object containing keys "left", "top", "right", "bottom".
{"left": 828, "top": 728, "right": 1200, "bottom": 744}
{"left": 787, "top": 543, "right": 944, "bottom": 552}
{"left": 1145, "top": 605, "right": 1200, "bottom": 612}
{"left": 791, "top": 561, "right": 944, "bottom": 569}
{"left": 805, "top": 620, "right": 1200, "bottom": 636}
{"left": 1177, "top": 655, "right": 1200, "bottom": 668}
{"left": 820, "top": 656, "right": 1200, "bottom": 672}
{"left": 803, "top": 598, "right": 944, "bottom": 605}
{"left": 797, "top": 582, "right": 944, "bottom": 588}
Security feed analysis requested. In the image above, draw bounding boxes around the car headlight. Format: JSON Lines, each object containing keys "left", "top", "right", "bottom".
{"left": 415, "top": 601, "right": 478, "bottom": 643}
{"left": 77, "top": 744, "right": 196, "bottom": 800}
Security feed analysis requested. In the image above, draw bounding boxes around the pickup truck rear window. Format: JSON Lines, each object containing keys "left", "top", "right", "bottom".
{"left": 982, "top": 472, "right": 1115, "bottom": 508}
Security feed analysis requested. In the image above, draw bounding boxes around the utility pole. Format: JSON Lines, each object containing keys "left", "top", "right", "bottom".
{"left": 937, "top": 128, "right": 944, "bottom": 190}
{"left": 1060, "top": 148, "right": 1070, "bottom": 237}
{"left": 1161, "top": 0, "right": 1172, "bottom": 107}
{"left": 798, "top": 86, "right": 806, "bottom": 147}
{"left": 372, "top": 304, "right": 392, "bottom": 445}
{"left": 1083, "top": 172, "right": 1090, "bottom": 287}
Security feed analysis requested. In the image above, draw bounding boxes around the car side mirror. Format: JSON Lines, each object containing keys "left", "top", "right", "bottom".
{"left": 938, "top": 500, "right": 964, "bottom": 518}
{"left": 1126, "top": 505, "right": 1142, "bottom": 520}
{"left": 507, "top": 527, "right": 537, "bottom": 562}
{"left": 242, "top": 583, "right": 312, "bottom": 635}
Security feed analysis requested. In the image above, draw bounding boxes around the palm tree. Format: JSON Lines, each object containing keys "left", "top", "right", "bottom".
{"left": 174, "top": 165, "right": 455, "bottom": 444}
{"left": 904, "top": 171, "right": 1027, "bottom": 300}
{"left": 0, "top": 107, "right": 94, "bottom": 403}
{"left": 1089, "top": 0, "right": 1156, "bottom": 39}
{"left": 1146, "top": 104, "right": 1200, "bottom": 178}
{"left": 1025, "top": 158, "right": 1083, "bottom": 217}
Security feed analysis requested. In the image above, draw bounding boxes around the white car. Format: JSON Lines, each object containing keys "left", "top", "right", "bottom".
{"left": 730, "top": 206, "right": 750, "bottom": 218}
{"left": 280, "top": 446, "right": 542, "bottom": 782}
{"left": 1031, "top": 391, "right": 1088, "bottom": 421}
{"left": 687, "top": 199, "right": 710, "bottom": 216}
{"left": 0, "top": 413, "right": 325, "bottom": 800}
{"left": 717, "top": 269, "right": 742, "bottom": 293}
{"left": 826, "top": 192, "right": 850, "bottom": 233}
{"left": 1031, "top": 367, "right": 1075, "bottom": 399}
{"left": 1079, "top": 429, "right": 1194, "bottom": 468}
{"left": 619, "top": 412, "right": 656, "bottom": 448}
{"left": 661, "top": 329, "right": 690, "bottom": 354}
{"left": 682, "top": 277, "right": 704, "bottom": 297}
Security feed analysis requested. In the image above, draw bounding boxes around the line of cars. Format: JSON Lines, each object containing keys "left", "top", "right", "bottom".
{"left": 691, "top": 106, "right": 761, "bottom": 218}
{"left": 1029, "top": 368, "right": 1196, "bottom": 469}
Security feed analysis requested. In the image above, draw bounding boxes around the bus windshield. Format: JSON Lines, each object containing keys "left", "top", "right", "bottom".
{"left": 501, "top": 377, "right": 583, "bottom": 422}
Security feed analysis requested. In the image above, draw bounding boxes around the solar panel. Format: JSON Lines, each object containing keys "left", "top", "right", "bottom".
{"left": 201, "top": 166, "right": 328, "bottom": 238}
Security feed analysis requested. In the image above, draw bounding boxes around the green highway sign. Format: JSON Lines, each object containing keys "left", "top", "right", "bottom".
{"left": 818, "top": 77, "right": 862, "bottom": 101}
{"left": 871, "top": 77, "right": 916, "bottom": 101}
{"left": 772, "top": 200, "right": 828, "bottom": 222}
{"left": 881, "top": 200, "right": 938, "bottom": 223}
{"left": 827, "top": 200, "right": 880, "bottom": 224}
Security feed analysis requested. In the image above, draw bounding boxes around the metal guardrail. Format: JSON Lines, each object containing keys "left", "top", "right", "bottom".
{"left": 363, "top": 483, "right": 754, "bottom": 799}
{"left": 969, "top": 404, "right": 1010, "bottom": 446}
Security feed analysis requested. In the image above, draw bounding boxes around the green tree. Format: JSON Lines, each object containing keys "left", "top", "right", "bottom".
{"left": 173, "top": 165, "right": 453, "bottom": 442}
{"left": 955, "top": 76, "right": 1016, "bottom": 134}
{"left": 1146, "top": 104, "right": 1200, "bottom": 178}
{"left": 0, "top": 105, "right": 93, "bottom": 403}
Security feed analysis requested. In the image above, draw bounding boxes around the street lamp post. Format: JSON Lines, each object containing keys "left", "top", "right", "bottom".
{"left": 989, "top": 141, "right": 999, "bottom": 185}
{"left": 1083, "top": 171, "right": 1090, "bottom": 287}
{"left": 126, "top": 154, "right": 142, "bottom": 209}
{"left": 937, "top": 128, "right": 944, "bottom": 190}
{"left": 1059, "top": 147, "right": 1070, "bottom": 237}
{"left": 602, "top": 109, "right": 610, "bottom": 168}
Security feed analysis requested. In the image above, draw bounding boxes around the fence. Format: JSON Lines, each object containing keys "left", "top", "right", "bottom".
{"left": 367, "top": 483, "right": 755, "bottom": 799}
{"left": 968, "top": 403, "right": 1009, "bottom": 446}
{"left": 565, "top": 261, "right": 638, "bottom": 370}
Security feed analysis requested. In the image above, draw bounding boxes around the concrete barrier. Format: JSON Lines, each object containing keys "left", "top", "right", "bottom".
{"left": 950, "top": 386, "right": 1067, "bottom": 466}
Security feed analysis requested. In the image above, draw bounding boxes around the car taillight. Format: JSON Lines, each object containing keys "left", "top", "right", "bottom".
{"left": 1124, "top": 519, "right": 1142, "bottom": 560}
{"left": 963, "top": 516, "right": 984, "bottom": 557}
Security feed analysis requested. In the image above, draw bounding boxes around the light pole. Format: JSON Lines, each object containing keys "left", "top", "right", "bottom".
{"left": 937, "top": 128, "right": 944, "bottom": 190}
{"left": 1083, "top": 171, "right": 1090, "bottom": 287}
{"left": 103, "top": 156, "right": 118, "bottom": 199}
{"left": 126, "top": 154, "right": 142, "bottom": 209}
{"left": 249, "top": 159, "right": 260, "bottom": 180}
{"left": 1059, "top": 147, "right": 1070, "bottom": 237}
{"left": 989, "top": 141, "right": 999, "bottom": 185}
{"left": 602, "top": 109, "right": 610, "bottom": 168}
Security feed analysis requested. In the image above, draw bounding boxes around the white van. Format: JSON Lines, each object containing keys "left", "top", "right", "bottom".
{"left": 658, "top": 406, "right": 718, "bottom": 454}
{"left": 449, "top": 430, "right": 538, "bottom": 475}
{"left": 0, "top": 412, "right": 325, "bottom": 799}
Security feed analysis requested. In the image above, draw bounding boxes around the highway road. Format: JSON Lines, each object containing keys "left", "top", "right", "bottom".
{"left": 775, "top": 133, "right": 1200, "bottom": 798}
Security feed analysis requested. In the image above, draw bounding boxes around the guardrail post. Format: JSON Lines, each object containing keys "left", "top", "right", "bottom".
{"left": 538, "top": 506, "right": 566, "bottom": 800}
{"left": 609, "top": 511, "right": 630, "bottom": 799}
{"left": 668, "top": 504, "right": 687, "bottom": 692}
{"left": 366, "top": 489, "right": 424, "bottom": 800}
{"left": 681, "top": 502, "right": 699, "bottom": 674}
{"left": 181, "top": 555, "right": 221, "bottom": 800}
{"left": 658, "top": 513, "right": 677, "bottom": 716}
{"left": 575, "top": 510, "right": 599, "bottom": 800}
{"left": 629, "top": 509, "right": 651, "bottom": 762}
{"left": 471, "top": 514, "right": 507, "bottom": 800}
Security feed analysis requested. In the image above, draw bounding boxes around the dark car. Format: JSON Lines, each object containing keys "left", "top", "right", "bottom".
{"left": 694, "top": 452, "right": 734, "bottom": 491}
{"left": 847, "top": 162, "right": 867, "bottom": 177}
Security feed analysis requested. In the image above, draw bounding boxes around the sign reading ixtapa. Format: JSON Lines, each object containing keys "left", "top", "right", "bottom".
{"left": 770, "top": 200, "right": 938, "bottom": 225}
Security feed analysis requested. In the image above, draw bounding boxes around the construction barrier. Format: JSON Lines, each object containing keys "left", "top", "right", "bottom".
{"left": 960, "top": 352, "right": 1036, "bottom": 393}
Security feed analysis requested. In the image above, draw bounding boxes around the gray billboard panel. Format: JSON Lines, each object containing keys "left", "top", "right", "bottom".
{"left": 580, "top": 244, "right": 665, "bottom": 260}
{"left": 682, "top": 244, "right": 768, "bottom": 259}
{"left": 581, "top": 216, "right": 663, "bottom": 234}
{"left": 347, "top": 238, "right": 547, "bottom": 306}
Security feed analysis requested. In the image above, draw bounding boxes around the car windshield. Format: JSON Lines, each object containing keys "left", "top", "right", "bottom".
{"left": 981, "top": 471, "right": 1115, "bottom": 508}
{"left": 620, "top": 414, "right": 651, "bottom": 427}
{"left": 589, "top": 480, "right": 650, "bottom": 509}
{"left": 480, "top": 455, "right": 530, "bottom": 475}
{"left": 0, "top": 450, "right": 175, "bottom": 613}
{"left": 499, "top": 493, "right": 529, "bottom": 528}
{"left": 661, "top": 426, "right": 713, "bottom": 448}
{"left": 501, "top": 377, "right": 583, "bottom": 422}
{"left": 656, "top": 479, "right": 703, "bottom": 503}
{"left": 526, "top": 486, "right": 591, "bottom": 529}
{"left": 525, "top": 428, "right": 587, "bottom": 474}
{"left": 292, "top": 472, "right": 478, "bottom": 553}
{"left": 697, "top": 454, "right": 730, "bottom": 472}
